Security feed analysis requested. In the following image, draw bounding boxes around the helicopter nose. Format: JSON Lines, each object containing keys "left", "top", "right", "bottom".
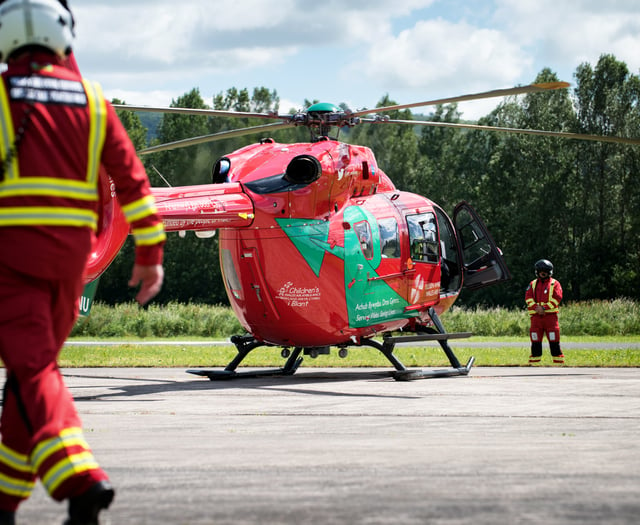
{"left": 284, "top": 155, "right": 321, "bottom": 184}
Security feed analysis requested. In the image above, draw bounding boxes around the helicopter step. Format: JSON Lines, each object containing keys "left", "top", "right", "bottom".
{"left": 361, "top": 307, "right": 475, "bottom": 380}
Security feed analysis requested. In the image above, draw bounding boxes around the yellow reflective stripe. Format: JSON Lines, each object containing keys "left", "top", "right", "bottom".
{"left": 121, "top": 195, "right": 158, "bottom": 222}
{"left": 132, "top": 223, "right": 166, "bottom": 246}
{"left": 530, "top": 279, "right": 559, "bottom": 313}
{"left": 546, "top": 280, "right": 559, "bottom": 311}
{"left": 42, "top": 451, "right": 99, "bottom": 494}
{"left": 0, "top": 79, "right": 19, "bottom": 179}
{"left": 82, "top": 80, "right": 107, "bottom": 185}
{"left": 0, "top": 443, "right": 33, "bottom": 474}
{"left": 0, "top": 206, "right": 98, "bottom": 229}
{"left": 31, "top": 428, "right": 86, "bottom": 470}
{"left": 0, "top": 472, "right": 36, "bottom": 498}
{"left": 0, "top": 177, "right": 98, "bottom": 200}
{"left": 527, "top": 280, "right": 537, "bottom": 315}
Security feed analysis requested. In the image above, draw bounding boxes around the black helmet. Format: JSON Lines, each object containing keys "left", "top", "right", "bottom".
{"left": 534, "top": 259, "right": 553, "bottom": 277}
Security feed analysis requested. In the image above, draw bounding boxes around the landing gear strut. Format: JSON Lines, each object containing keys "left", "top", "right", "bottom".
{"left": 361, "top": 307, "right": 474, "bottom": 380}
{"left": 187, "top": 335, "right": 303, "bottom": 380}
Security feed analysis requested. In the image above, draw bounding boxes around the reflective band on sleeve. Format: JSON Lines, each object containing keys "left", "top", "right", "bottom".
{"left": 121, "top": 195, "right": 159, "bottom": 222}
{"left": 132, "top": 222, "right": 166, "bottom": 246}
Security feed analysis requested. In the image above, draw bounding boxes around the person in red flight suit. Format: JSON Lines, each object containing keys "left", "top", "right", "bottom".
{"left": 525, "top": 259, "right": 564, "bottom": 365}
{"left": 0, "top": 1, "right": 166, "bottom": 524}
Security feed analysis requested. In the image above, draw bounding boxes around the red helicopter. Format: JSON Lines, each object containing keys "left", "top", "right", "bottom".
{"left": 83, "top": 81, "right": 634, "bottom": 380}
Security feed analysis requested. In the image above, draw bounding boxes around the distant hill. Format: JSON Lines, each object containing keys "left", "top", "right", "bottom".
{"left": 137, "top": 112, "right": 162, "bottom": 144}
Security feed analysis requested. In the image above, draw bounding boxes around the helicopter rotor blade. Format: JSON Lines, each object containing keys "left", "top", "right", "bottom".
{"left": 113, "top": 104, "right": 283, "bottom": 121}
{"left": 353, "top": 81, "right": 571, "bottom": 117}
{"left": 367, "top": 118, "right": 640, "bottom": 146}
{"left": 138, "top": 121, "right": 295, "bottom": 155}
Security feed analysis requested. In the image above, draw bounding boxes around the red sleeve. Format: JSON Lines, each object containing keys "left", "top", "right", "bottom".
{"left": 100, "top": 102, "right": 165, "bottom": 265}
{"left": 553, "top": 279, "right": 563, "bottom": 304}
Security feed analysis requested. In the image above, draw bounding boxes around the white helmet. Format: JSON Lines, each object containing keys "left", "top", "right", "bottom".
{"left": 0, "top": 0, "right": 75, "bottom": 63}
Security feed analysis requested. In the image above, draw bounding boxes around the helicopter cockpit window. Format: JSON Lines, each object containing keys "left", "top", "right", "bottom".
{"left": 379, "top": 218, "right": 400, "bottom": 258}
{"left": 407, "top": 212, "right": 439, "bottom": 263}
{"left": 354, "top": 221, "right": 374, "bottom": 260}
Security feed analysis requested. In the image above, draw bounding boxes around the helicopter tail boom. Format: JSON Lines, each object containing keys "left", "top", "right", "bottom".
{"left": 152, "top": 182, "right": 255, "bottom": 232}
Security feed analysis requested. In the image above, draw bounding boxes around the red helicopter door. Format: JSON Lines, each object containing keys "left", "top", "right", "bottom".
{"left": 405, "top": 211, "right": 441, "bottom": 307}
{"left": 453, "top": 201, "right": 511, "bottom": 290}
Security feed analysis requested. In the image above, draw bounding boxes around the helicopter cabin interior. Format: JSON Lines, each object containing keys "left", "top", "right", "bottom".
{"left": 362, "top": 205, "right": 463, "bottom": 297}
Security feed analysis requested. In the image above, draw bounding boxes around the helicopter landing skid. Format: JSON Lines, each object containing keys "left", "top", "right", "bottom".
{"left": 187, "top": 337, "right": 304, "bottom": 380}
{"left": 391, "top": 356, "right": 475, "bottom": 381}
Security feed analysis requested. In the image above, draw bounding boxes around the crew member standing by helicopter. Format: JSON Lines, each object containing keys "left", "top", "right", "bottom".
{"left": 525, "top": 259, "right": 564, "bottom": 364}
{"left": 0, "top": 1, "right": 165, "bottom": 524}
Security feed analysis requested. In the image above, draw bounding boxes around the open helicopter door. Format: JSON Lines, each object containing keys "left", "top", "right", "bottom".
{"left": 453, "top": 201, "right": 511, "bottom": 290}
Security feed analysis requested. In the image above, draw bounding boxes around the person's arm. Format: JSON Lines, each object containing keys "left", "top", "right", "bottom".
{"left": 100, "top": 101, "right": 166, "bottom": 305}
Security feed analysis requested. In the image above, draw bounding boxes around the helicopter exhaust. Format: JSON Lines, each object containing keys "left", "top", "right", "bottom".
{"left": 284, "top": 155, "right": 322, "bottom": 184}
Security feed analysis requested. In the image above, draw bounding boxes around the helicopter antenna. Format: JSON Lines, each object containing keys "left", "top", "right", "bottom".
{"left": 151, "top": 164, "right": 172, "bottom": 187}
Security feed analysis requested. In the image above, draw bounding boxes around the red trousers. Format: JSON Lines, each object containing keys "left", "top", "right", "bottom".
{"left": 0, "top": 263, "right": 108, "bottom": 512}
{"left": 529, "top": 313, "right": 562, "bottom": 357}
{"left": 529, "top": 312, "right": 560, "bottom": 343}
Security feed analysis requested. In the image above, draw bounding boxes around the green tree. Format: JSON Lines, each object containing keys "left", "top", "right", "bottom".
{"left": 475, "top": 69, "right": 575, "bottom": 306}
{"left": 112, "top": 98, "right": 148, "bottom": 150}
{"left": 571, "top": 55, "right": 640, "bottom": 298}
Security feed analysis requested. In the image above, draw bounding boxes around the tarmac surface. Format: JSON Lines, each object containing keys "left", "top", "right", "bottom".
{"left": 6, "top": 365, "right": 640, "bottom": 524}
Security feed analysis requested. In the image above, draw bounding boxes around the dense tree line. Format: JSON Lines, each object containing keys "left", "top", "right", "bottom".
{"left": 95, "top": 54, "right": 640, "bottom": 309}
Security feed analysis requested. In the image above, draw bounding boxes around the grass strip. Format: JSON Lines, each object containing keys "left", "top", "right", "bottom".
{"left": 58, "top": 338, "right": 640, "bottom": 368}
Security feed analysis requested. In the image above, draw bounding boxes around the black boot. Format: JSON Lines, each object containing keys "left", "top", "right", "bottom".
{"left": 0, "top": 510, "right": 15, "bottom": 525}
{"left": 64, "top": 481, "right": 115, "bottom": 525}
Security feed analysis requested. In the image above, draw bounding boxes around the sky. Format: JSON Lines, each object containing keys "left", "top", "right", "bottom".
{"left": 69, "top": 0, "right": 640, "bottom": 121}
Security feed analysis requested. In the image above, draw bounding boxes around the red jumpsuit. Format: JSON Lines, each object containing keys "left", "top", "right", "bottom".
{"left": 525, "top": 276, "right": 564, "bottom": 363}
{"left": 0, "top": 52, "right": 165, "bottom": 512}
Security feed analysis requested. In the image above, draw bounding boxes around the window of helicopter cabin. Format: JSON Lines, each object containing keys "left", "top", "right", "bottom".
{"left": 378, "top": 217, "right": 400, "bottom": 258}
{"left": 221, "top": 248, "right": 242, "bottom": 299}
{"left": 407, "top": 212, "right": 439, "bottom": 263}
{"left": 354, "top": 220, "right": 374, "bottom": 260}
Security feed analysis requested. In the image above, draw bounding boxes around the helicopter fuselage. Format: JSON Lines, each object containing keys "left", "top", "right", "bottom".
{"left": 212, "top": 138, "right": 461, "bottom": 347}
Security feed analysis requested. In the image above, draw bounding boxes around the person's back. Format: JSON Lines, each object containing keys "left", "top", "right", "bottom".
{"left": 1, "top": 49, "right": 105, "bottom": 279}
